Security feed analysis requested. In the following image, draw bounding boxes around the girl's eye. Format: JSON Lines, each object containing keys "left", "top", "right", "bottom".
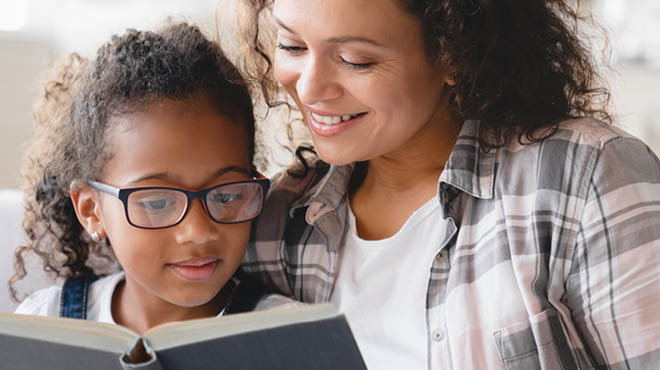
{"left": 340, "top": 57, "right": 374, "bottom": 70}
{"left": 210, "top": 193, "right": 243, "bottom": 205}
{"left": 277, "top": 43, "right": 306, "bottom": 53}
{"left": 138, "top": 199, "right": 177, "bottom": 211}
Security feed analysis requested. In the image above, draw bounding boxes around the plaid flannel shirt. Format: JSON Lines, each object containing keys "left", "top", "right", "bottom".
{"left": 244, "top": 118, "right": 660, "bottom": 370}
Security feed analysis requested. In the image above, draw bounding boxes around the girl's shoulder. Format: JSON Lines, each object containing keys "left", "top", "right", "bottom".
{"left": 13, "top": 272, "right": 124, "bottom": 320}
{"left": 14, "top": 284, "right": 62, "bottom": 317}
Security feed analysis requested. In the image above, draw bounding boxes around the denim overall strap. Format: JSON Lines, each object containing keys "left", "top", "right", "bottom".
{"left": 59, "top": 274, "right": 100, "bottom": 319}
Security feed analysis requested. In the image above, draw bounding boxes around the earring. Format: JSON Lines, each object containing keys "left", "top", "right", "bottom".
{"left": 90, "top": 231, "right": 101, "bottom": 242}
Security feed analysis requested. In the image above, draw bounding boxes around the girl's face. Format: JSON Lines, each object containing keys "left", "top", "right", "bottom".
{"left": 272, "top": 0, "right": 455, "bottom": 165}
{"left": 90, "top": 96, "right": 253, "bottom": 311}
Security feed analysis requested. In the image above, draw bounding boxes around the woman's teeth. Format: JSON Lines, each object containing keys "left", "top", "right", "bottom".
{"left": 311, "top": 112, "right": 361, "bottom": 125}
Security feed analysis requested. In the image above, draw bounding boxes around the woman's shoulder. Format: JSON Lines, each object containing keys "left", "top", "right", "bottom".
{"left": 497, "top": 117, "right": 660, "bottom": 198}
{"left": 13, "top": 284, "right": 62, "bottom": 317}
{"left": 527, "top": 117, "right": 642, "bottom": 150}
{"left": 502, "top": 117, "right": 658, "bottom": 170}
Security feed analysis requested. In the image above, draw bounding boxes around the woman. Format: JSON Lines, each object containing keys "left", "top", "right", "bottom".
{"left": 233, "top": 0, "right": 660, "bottom": 369}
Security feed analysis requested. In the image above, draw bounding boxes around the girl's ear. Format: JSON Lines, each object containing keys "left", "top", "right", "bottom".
{"left": 70, "top": 182, "right": 106, "bottom": 240}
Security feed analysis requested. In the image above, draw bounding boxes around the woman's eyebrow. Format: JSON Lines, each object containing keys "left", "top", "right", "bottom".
{"left": 326, "top": 36, "right": 387, "bottom": 48}
{"left": 273, "top": 16, "right": 296, "bottom": 34}
{"left": 274, "top": 16, "right": 387, "bottom": 48}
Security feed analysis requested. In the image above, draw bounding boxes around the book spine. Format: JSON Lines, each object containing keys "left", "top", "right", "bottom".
{"left": 119, "top": 337, "right": 163, "bottom": 370}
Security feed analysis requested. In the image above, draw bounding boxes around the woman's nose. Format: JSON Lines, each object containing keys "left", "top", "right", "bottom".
{"left": 296, "top": 57, "right": 343, "bottom": 105}
{"left": 174, "top": 198, "right": 220, "bottom": 246}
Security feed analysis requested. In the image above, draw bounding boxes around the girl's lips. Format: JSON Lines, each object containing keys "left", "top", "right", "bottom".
{"left": 306, "top": 111, "right": 366, "bottom": 137}
{"left": 168, "top": 258, "right": 220, "bottom": 281}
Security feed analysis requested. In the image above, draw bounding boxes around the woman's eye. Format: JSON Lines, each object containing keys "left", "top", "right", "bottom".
{"left": 340, "top": 57, "right": 374, "bottom": 70}
{"left": 210, "top": 193, "right": 243, "bottom": 205}
{"left": 277, "top": 43, "right": 306, "bottom": 53}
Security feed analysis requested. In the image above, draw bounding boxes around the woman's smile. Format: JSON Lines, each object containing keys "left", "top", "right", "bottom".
{"left": 306, "top": 106, "right": 368, "bottom": 137}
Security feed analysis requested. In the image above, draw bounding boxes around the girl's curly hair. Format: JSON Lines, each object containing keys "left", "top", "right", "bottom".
{"left": 10, "top": 22, "right": 258, "bottom": 301}
{"left": 229, "top": 0, "right": 611, "bottom": 150}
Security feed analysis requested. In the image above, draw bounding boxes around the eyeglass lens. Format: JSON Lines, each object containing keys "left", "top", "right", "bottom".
{"left": 126, "top": 182, "right": 263, "bottom": 228}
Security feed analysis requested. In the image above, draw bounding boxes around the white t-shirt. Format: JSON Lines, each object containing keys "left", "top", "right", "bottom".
{"left": 14, "top": 272, "right": 124, "bottom": 323}
{"left": 330, "top": 196, "right": 447, "bottom": 370}
{"left": 15, "top": 272, "right": 299, "bottom": 321}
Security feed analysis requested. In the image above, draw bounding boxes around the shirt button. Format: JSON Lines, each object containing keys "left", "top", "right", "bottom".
{"left": 436, "top": 251, "right": 445, "bottom": 260}
{"left": 432, "top": 329, "right": 445, "bottom": 342}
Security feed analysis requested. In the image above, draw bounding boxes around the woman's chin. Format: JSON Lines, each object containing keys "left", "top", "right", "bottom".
{"left": 315, "top": 148, "right": 360, "bottom": 166}
{"left": 310, "top": 138, "right": 369, "bottom": 166}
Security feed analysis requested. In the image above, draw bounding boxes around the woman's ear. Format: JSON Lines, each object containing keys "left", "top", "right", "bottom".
{"left": 436, "top": 55, "right": 456, "bottom": 87}
{"left": 445, "top": 73, "right": 456, "bottom": 87}
{"left": 70, "top": 182, "right": 106, "bottom": 240}
{"left": 442, "top": 64, "right": 456, "bottom": 87}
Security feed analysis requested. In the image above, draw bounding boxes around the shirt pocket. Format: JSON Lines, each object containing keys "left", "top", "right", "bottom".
{"left": 492, "top": 308, "right": 593, "bottom": 370}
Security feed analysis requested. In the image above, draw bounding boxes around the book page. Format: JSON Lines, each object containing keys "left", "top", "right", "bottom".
{"left": 0, "top": 312, "right": 138, "bottom": 354}
{"left": 144, "top": 303, "right": 338, "bottom": 351}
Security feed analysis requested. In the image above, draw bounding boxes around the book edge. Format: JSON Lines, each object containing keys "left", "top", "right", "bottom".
{"left": 146, "top": 303, "right": 338, "bottom": 350}
{"left": 0, "top": 312, "right": 138, "bottom": 353}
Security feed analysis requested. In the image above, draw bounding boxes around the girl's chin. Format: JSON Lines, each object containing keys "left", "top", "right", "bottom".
{"left": 167, "top": 289, "right": 223, "bottom": 309}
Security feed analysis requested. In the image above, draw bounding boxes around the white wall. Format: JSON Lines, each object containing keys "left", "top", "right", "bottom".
{"left": 608, "top": 68, "right": 660, "bottom": 150}
{"left": 0, "top": 36, "right": 53, "bottom": 188}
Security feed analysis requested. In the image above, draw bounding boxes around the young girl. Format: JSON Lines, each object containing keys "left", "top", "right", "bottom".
{"left": 10, "top": 22, "right": 271, "bottom": 334}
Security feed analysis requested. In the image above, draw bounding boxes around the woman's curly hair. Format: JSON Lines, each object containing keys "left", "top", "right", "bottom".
{"left": 10, "top": 22, "right": 258, "bottom": 301}
{"left": 229, "top": 0, "right": 611, "bottom": 150}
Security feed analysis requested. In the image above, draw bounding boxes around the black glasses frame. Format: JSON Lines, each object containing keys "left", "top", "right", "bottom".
{"left": 88, "top": 178, "right": 270, "bottom": 230}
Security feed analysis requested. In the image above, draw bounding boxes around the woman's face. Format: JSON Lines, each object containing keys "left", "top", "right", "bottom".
{"left": 273, "top": 0, "right": 455, "bottom": 165}
{"left": 92, "top": 96, "right": 253, "bottom": 311}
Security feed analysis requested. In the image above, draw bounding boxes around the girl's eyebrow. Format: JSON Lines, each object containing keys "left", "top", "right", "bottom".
{"left": 214, "top": 166, "right": 253, "bottom": 178}
{"left": 124, "top": 166, "right": 252, "bottom": 186}
{"left": 274, "top": 16, "right": 387, "bottom": 48}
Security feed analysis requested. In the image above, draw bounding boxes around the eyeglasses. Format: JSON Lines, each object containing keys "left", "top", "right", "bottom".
{"left": 88, "top": 178, "right": 270, "bottom": 229}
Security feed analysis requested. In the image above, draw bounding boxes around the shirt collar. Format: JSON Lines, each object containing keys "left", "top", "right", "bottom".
{"left": 439, "top": 120, "right": 496, "bottom": 200}
{"left": 289, "top": 162, "right": 354, "bottom": 221}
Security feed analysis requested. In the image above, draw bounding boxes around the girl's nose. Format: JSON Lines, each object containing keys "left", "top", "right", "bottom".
{"left": 173, "top": 199, "right": 220, "bottom": 246}
{"left": 296, "top": 57, "right": 343, "bottom": 105}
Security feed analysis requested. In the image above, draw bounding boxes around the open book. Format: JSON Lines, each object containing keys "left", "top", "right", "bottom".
{"left": 0, "top": 303, "right": 366, "bottom": 370}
